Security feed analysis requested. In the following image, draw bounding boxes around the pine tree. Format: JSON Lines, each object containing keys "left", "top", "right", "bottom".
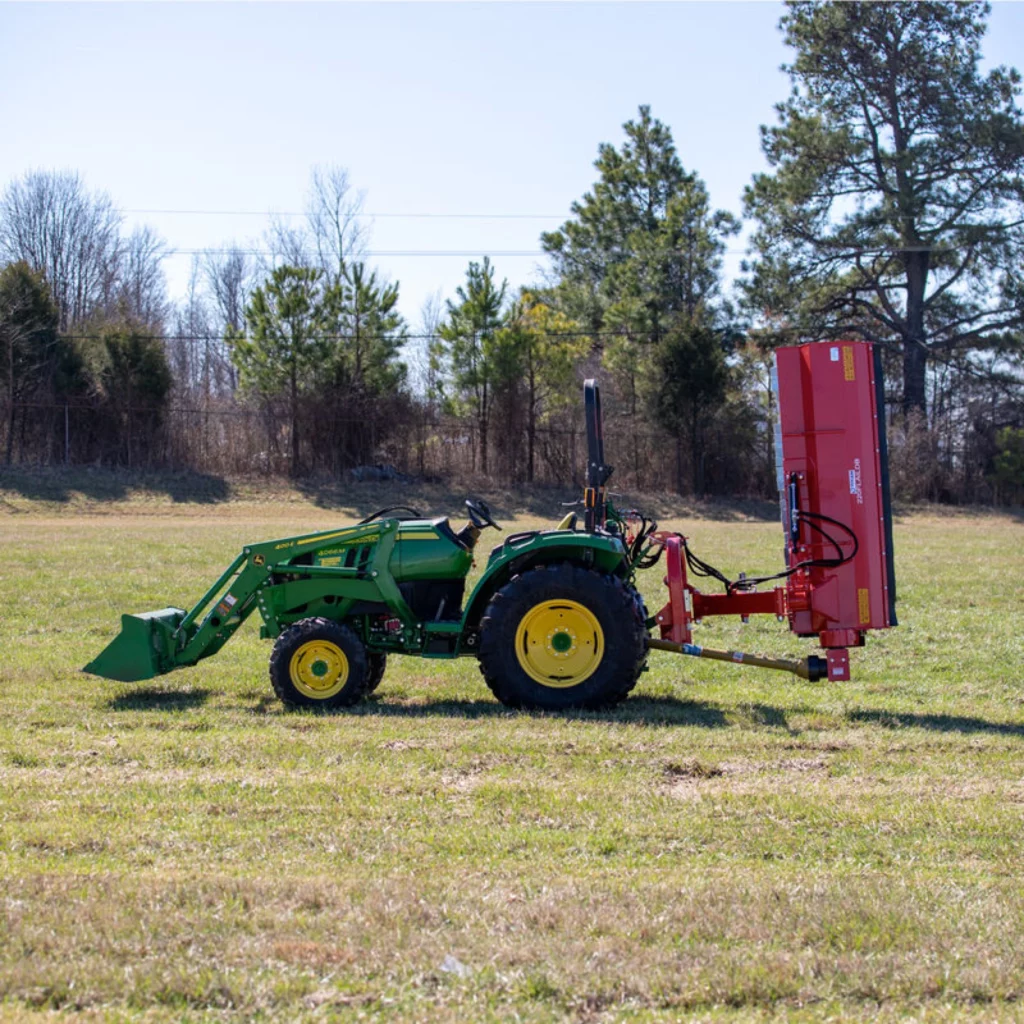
{"left": 231, "top": 265, "right": 334, "bottom": 474}
{"left": 501, "top": 290, "right": 587, "bottom": 482}
{"left": 649, "top": 314, "right": 729, "bottom": 495}
{"left": 332, "top": 261, "right": 406, "bottom": 398}
{"left": 328, "top": 261, "right": 408, "bottom": 466}
{"left": 542, "top": 106, "right": 737, "bottom": 487}
{"left": 542, "top": 105, "right": 738, "bottom": 338}
{"left": 435, "top": 258, "right": 508, "bottom": 475}
{"left": 744, "top": 1, "right": 1024, "bottom": 416}
{"left": 0, "top": 261, "right": 61, "bottom": 464}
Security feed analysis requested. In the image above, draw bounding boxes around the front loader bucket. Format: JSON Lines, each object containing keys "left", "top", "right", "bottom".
{"left": 83, "top": 608, "right": 186, "bottom": 682}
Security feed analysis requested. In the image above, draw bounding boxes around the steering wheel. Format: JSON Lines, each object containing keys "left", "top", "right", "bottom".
{"left": 465, "top": 498, "right": 501, "bottom": 531}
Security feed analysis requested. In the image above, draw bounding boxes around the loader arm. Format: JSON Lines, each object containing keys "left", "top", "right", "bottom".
{"left": 84, "top": 520, "right": 417, "bottom": 682}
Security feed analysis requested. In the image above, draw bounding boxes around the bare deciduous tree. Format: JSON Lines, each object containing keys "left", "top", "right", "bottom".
{"left": 115, "top": 225, "right": 168, "bottom": 327}
{"left": 260, "top": 165, "right": 367, "bottom": 281}
{"left": 308, "top": 165, "right": 367, "bottom": 280}
{"left": 409, "top": 288, "right": 444, "bottom": 400}
{"left": 263, "top": 217, "right": 310, "bottom": 272}
{"left": 171, "top": 256, "right": 211, "bottom": 396}
{"left": 203, "top": 245, "right": 252, "bottom": 334}
{"left": 0, "top": 170, "right": 122, "bottom": 330}
{"left": 201, "top": 246, "right": 253, "bottom": 393}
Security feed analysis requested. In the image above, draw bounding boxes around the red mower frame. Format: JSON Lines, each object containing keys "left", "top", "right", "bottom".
{"left": 647, "top": 340, "right": 897, "bottom": 683}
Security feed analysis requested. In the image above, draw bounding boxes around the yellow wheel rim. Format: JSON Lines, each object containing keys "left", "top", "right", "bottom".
{"left": 514, "top": 599, "right": 604, "bottom": 689}
{"left": 289, "top": 639, "right": 349, "bottom": 700}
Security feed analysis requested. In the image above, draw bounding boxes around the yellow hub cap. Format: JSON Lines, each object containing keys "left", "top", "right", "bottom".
{"left": 514, "top": 599, "right": 604, "bottom": 689}
{"left": 289, "top": 639, "right": 349, "bottom": 699}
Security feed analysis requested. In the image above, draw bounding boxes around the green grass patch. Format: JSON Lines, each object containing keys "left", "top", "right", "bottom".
{"left": 1, "top": 484, "right": 1023, "bottom": 1020}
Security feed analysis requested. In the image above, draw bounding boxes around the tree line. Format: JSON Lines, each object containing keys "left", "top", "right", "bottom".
{"left": 2, "top": 1, "right": 1023, "bottom": 502}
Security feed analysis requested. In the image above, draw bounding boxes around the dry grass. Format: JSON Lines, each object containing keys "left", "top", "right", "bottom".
{"left": 1, "top": 476, "right": 1023, "bottom": 1020}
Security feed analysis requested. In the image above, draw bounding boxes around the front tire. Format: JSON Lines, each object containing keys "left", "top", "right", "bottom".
{"left": 269, "top": 617, "right": 370, "bottom": 709}
{"left": 478, "top": 563, "right": 648, "bottom": 711}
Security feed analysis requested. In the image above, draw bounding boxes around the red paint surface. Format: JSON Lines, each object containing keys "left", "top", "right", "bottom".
{"left": 655, "top": 340, "right": 896, "bottom": 677}
{"left": 774, "top": 340, "right": 896, "bottom": 645}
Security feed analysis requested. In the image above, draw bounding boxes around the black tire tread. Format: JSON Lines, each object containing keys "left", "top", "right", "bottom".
{"left": 269, "top": 617, "right": 371, "bottom": 709}
{"left": 477, "top": 563, "right": 648, "bottom": 711}
{"left": 366, "top": 652, "right": 387, "bottom": 694}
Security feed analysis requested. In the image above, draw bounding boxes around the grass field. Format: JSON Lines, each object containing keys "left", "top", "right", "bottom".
{"left": 1, "top": 472, "right": 1023, "bottom": 1021}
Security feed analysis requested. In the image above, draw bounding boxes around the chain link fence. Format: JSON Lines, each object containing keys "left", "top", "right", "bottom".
{"left": 11, "top": 396, "right": 999, "bottom": 501}
{"left": 0, "top": 397, "right": 788, "bottom": 497}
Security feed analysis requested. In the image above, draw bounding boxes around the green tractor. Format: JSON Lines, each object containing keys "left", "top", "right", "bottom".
{"left": 87, "top": 353, "right": 894, "bottom": 707}
{"left": 85, "top": 382, "right": 649, "bottom": 711}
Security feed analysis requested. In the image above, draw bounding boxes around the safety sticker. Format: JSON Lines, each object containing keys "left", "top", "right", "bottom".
{"left": 858, "top": 588, "right": 871, "bottom": 625}
{"left": 843, "top": 346, "right": 856, "bottom": 381}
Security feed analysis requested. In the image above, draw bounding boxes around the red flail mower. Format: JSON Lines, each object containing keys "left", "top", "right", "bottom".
{"left": 643, "top": 339, "right": 897, "bottom": 683}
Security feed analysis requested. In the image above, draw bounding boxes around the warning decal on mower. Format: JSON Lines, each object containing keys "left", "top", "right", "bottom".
{"left": 843, "top": 346, "right": 856, "bottom": 381}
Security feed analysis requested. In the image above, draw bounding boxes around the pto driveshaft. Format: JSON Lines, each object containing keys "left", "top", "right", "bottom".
{"left": 647, "top": 638, "right": 827, "bottom": 682}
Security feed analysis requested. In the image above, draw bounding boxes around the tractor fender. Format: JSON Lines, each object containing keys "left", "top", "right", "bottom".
{"left": 460, "top": 531, "right": 628, "bottom": 633}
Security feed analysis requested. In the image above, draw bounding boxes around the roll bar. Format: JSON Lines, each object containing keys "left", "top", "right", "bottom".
{"left": 583, "top": 379, "right": 613, "bottom": 533}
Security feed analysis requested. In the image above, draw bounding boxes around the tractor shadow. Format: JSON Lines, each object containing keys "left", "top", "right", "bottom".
{"left": 105, "top": 687, "right": 212, "bottom": 712}
{"left": 848, "top": 708, "right": 1024, "bottom": 738}
{"left": 337, "top": 700, "right": 1024, "bottom": 738}
{"left": 346, "top": 694, "right": 732, "bottom": 728}
{"left": 742, "top": 702, "right": 800, "bottom": 733}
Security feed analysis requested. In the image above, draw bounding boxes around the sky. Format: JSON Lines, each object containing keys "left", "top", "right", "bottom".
{"left": 3, "top": 1, "right": 1024, "bottom": 329}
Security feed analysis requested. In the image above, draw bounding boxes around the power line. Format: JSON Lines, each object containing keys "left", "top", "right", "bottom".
{"left": 161, "top": 248, "right": 549, "bottom": 258}
{"left": 122, "top": 209, "right": 565, "bottom": 220}
{"left": 119, "top": 207, "right": 983, "bottom": 224}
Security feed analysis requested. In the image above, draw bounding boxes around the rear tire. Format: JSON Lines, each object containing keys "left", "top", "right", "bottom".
{"left": 269, "top": 617, "right": 370, "bottom": 709}
{"left": 478, "top": 563, "right": 648, "bottom": 711}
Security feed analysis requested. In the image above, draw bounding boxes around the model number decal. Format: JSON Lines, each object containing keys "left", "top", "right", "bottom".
{"left": 849, "top": 459, "right": 863, "bottom": 504}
